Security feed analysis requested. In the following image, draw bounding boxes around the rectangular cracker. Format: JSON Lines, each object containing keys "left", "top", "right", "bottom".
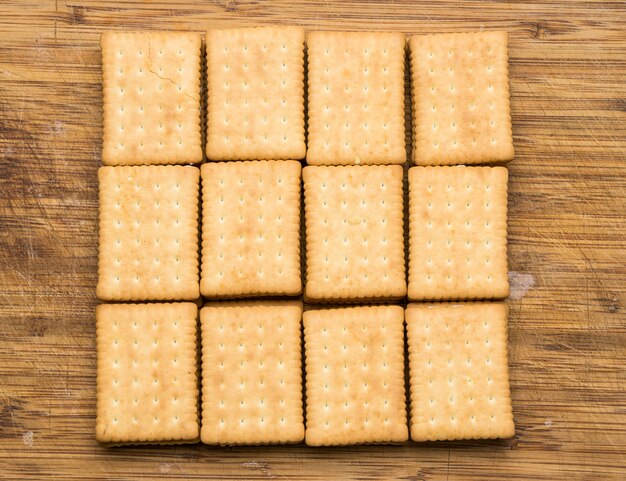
{"left": 303, "top": 165, "right": 406, "bottom": 302}
{"left": 95, "top": 303, "right": 199, "bottom": 445}
{"left": 101, "top": 31, "right": 202, "bottom": 165}
{"left": 303, "top": 305, "right": 408, "bottom": 446}
{"left": 205, "top": 26, "right": 306, "bottom": 160}
{"left": 409, "top": 31, "right": 513, "bottom": 165}
{"left": 406, "top": 302, "right": 515, "bottom": 441}
{"left": 408, "top": 166, "right": 508, "bottom": 300}
{"left": 200, "top": 301, "right": 304, "bottom": 445}
{"left": 97, "top": 166, "right": 200, "bottom": 301}
{"left": 200, "top": 161, "right": 302, "bottom": 298}
{"left": 306, "top": 31, "right": 406, "bottom": 165}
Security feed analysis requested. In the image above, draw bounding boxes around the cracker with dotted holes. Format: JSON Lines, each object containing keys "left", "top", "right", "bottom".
{"left": 200, "top": 301, "right": 304, "bottom": 445}
{"left": 306, "top": 31, "right": 406, "bottom": 165}
{"left": 406, "top": 302, "right": 514, "bottom": 441}
{"left": 95, "top": 303, "right": 199, "bottom": 445}
{"left": 304, "top": 305, "right": 408, "bottom": 446}
{"left": 97, "top": 166, "right": 200, "bottom": 301}
{"left": 200, "top": 161, "right": 301, "bottom": 298}
{"left": 408, "top": 166, "right": 508, "bottom": 300}
{"left": 101, "top": 32, "right": 202, "bottom": 165}
{"left": 303, "top": 165, "right": 406, "bottom": 302}
{"left": 205, "top": 26, "right": 306, "bottom": 160}
{"left": 409, "top": 31, "right": 514, "bottom": 166}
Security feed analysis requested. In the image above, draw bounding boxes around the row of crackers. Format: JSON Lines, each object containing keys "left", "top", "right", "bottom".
{"left": 102, "top": 27, "right": 513, "bottom": 166}
{"left": 96, "top": 301, "right": 513, "bottom": 445}
{"left": 97, "top": 162, "right": 508, "bottom": 302}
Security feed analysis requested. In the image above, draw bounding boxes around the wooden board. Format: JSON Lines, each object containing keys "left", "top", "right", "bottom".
{"left": 1, "top": 1, "right": 625, "bottom": 479}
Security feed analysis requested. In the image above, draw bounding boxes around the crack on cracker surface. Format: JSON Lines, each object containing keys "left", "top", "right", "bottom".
{"left": 146, "top": 40, "right": 197, "bottom": 103}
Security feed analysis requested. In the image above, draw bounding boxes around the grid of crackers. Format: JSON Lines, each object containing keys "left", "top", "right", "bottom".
{"left": 96, "top": 27, "right": 515, "bottom": 446}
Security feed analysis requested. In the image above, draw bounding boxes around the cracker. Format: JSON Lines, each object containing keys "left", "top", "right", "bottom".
{"left": 303, "top": 165, "right": 406, "bottom": 302}
{"left": 97, "top": 166, "right": 200, "bottom": 301}
{"left": 306, "top": 31, "right": 406, "bottom": 165}
{"left": 101, "top": 31, "right": 202, "bottom": 166}
{"left": 406, "top": 302, "right": 514, "bottom": 441}
{"left": 200, "top": 161, "right": 301, "bottom": 298}
{"left": 304, "top": 306, "right": 408, "bottom": 446}
{"left": 409, "top": 31, "right": 513, "bottom": 166}
{"left": 408, "top": 166, "right": 508, "bottom": 300}
{"left": 95, "top": 303, "right": 199, "bottom": 445}
{"left": 205, "top": 26, "right": 306, "bottom": 160}
{"left": 200, "top": 301, "right": 304, "bottom": 445}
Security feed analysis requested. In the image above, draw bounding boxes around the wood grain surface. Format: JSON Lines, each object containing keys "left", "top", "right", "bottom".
{"left": 1, "top": 1, "right": 625, "bottom": 479}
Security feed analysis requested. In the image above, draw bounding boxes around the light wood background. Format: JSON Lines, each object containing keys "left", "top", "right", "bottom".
{"left": 1, "top": 1, "right": 625, "bottom": 479}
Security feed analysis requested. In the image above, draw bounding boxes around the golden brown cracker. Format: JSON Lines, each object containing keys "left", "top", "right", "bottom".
{"left": 307, "top": 31, "right": 406, "bottom": 165}
{"left": 409, "top": 31, "right": 513, "bottom": 165}
{"left": 303, "top": 165, "right": 406, "bottom": 302}
{"left": 200, "top": 301, "right": 304, "bottom": 444}
{"left": 408, "top": 166, "right": 508, "bottom": 300}
{"left": 205, "top": 27, "right": 306, "bottom": 160}
{"left": 101, "top": 31, "right": 202, "bottom": 165}
{"left": 200, "top": 161, "right": 301, "bottom": 298}
{"left": 406, "top": 302, "right": 515, "bottom": 441}
{"left": 97, "top": 166, "right": 200, "bottom": 301}
{"left": 95, "top": 303, "right": 199, "bottom": 445}
{"left": 304, "top": 305, "right": 408, "bottom": 445}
